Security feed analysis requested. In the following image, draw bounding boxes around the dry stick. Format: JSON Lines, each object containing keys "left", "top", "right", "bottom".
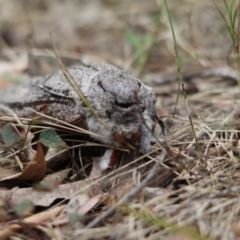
{"left": 84, "top": 150, "right": 167, "bottom": 229}
{"left": 0, "top": 104, "right": 22, "bottom": 125}
{"left": 49, "top": 34, "right": 110, "bottom": 130}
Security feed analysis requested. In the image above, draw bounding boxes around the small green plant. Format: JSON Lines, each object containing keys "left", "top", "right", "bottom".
{"left": 126, "top": 31, "right": 154, "bottom": 74}
{"left": 122, "top": 206, "right": 212, "bottom": 240}
{"left": 40, "top": 128, "right": 66, "bottom": 148}
{"left": 214, "top": 0, "right": 240, "bottom": 89}
{"left": 125, "top": 10, "right": 162, "bottom": 77}
{"left": 163, "top": 0, "right": 201, "bottom": 156}
{"left": 215, "top": 0, "right": 240, "bottom": 58}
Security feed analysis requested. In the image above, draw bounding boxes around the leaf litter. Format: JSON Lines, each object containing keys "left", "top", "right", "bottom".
{"left": 0, "top": 141, "right": 46, "bottom": 182}
{"left": 1, "top": 77, "right": 240, "bottom": 239}
{"left": 0, "top": 1, "right": 240, "bottom": 240}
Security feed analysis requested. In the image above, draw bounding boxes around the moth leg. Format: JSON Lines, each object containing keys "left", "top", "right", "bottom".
{"left": 158, "top": 118, "right": 167, "bottom": 136}
{"left": 152, "top": 114, "right": 166, "bottom": 136}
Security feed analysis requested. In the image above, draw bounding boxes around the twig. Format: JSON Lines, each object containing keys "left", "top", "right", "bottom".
{"left": 49, "top": 33, "right": 110, "bottom": 130}
{"left": 84, "top": 149, "right": 167, "bottom": 229}
{"left": 0, "top": 104, "right": 22, "bottom": 125}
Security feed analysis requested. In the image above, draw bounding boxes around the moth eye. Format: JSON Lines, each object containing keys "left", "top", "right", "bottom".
{"left": 97, "top": 81, "right": 106, "bottom": 92}
{"left": 138, "top": 81, "right": 142, "bottom": 89}
{"left": 106, "top": 110, "right": 112, "bottom": 118}
{"left": 114, "top": 100, "right": 134, "bottom": 108}
{"left": 141, "top": 106, "right": 146, "bottom": 112}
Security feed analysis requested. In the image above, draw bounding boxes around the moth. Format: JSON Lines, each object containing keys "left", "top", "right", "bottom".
{"left": 0, "top": 62, "right": 165, "bottom": 170}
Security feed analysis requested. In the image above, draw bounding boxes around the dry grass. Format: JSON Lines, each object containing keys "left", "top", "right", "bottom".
{"left": 0, "top": 0, "right": 240, "bottom": 239}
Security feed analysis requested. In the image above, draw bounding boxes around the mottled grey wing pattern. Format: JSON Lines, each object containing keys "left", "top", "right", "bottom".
{"left": 0, "top": 63, "right": 162, "bottom": 155}
{"left": 0, "top": 67, "right": 90, "bottom": 123}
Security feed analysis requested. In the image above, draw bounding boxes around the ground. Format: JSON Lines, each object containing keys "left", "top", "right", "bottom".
{"left": 0, "top": 1, "right": 240, "bottom": 240}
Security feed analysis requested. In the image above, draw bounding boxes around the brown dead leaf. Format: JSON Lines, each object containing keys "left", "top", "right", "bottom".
{"left": 31, "top": 169, "right": 72, "bottom": 192}
{"left": 0, "top": 178, "right": 103, "bottom": 207}
{"left": 41, "top": 168, "right": 71, "bottom": 185}
{"left": 16, "top": 141, "right": 46, "bottom": 182}
{"left": 53, "top": 193, "right": 108, "bottom": 225}
{"left": 0, "top": 142, "right": 47, "bottom": 182}
{"left": 0, "top": 204, "right": 65, "bottom": 239}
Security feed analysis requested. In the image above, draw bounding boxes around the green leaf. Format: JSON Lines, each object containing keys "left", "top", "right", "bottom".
{"left": 2, "top": 124, "right": 22, "bottom": 146}
{"left": 143, "top": 34, "right": 154, "bottom": 45}
{"left": 126, "top": 31, "right": 142, "bottom": 50}
{"left": 15, "top": 199, "right": 34, "bottom": 217}
{"left": 40, "top": 128, "right": 65, "bottom": 148}
{"left": 68, "top": 213, "right": 83, "bottom": 224}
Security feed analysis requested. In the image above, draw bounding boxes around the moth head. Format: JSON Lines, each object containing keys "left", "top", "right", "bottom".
{"left": 85, "top": 64, "right": 158, "bottom": 152}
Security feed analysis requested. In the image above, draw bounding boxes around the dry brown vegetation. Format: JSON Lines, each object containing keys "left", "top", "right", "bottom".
{"left": 0, "top": 0, "right": 240, "bottom": 239}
